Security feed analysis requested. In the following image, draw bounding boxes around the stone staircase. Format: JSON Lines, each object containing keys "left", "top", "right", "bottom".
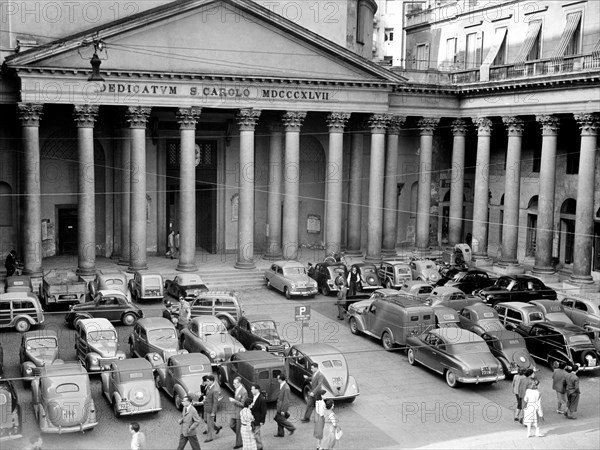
{"left": 197, "top": 267, "right": 267, "bottom": 291}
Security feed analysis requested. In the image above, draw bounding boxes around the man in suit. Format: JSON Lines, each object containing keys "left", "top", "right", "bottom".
{"left": 274, "top": 374, "right": 295, "bottom": 438}
{"left": 176, "top": 395, "right": 201, "bottom": 450}
{"left": 250, "top": 384, "right": 267, "bottom": 450}
{"left": 228, "top": 376, "right": 248, "bottom": 449}
{"left": 301, "top": 362, "right": 325, "bottom": 422}
{"left": 203, "top": 375, "right": 223, "bottom": 442}
{"left": 565, "top": 365, "right": 581, "bottom": 419}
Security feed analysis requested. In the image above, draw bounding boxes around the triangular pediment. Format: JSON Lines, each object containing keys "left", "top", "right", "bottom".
{"left": 6, "top": 0, "right": 405, "bottom": 84}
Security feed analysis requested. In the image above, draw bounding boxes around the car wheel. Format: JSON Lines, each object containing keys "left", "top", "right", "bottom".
{"left": 381, "top": 331, "right": 394, "bottom": 351}
{"left": 284, "top": 287, "right": 291, "bottom": 300}
{"left": 14, "top": 319, "right": 30, "bottom": 333}
{"left": 122, "top": 313, "right": 136, "bottom": 326}
{"left": 580, "top": 350, "right": 596, "bottom": 367}
{"left": 154, "top": 374, "right": 162, "bottom": 390}
{"left": 113, "top": 399, "right": 120, "bottom": 418}
{"left": 349, "top": 318, "right": 359, "bottom": 335}
{"left": 266, "top": 279, "right": 272, "bottom": 290}
{"left": 174, "top": 392, "right": 183, "bottom": 411}
{"left": 407, "top": 348, "right": 416, "bottom": 365}
{"left": 445, "top": 370, "right": 459, "bottom": 388}
{"left": 303, "top": 385, "right": 310, "bottom": 404}
{"left": 321, "top": 283, "right": 330, "bottom": 296}
{"left": 386, "top": 280, "right": 393, "bottom": 289}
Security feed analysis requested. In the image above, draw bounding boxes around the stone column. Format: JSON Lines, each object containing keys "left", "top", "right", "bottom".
{"left": 176, "top": 106, "right": 201, "bottom": 272}
{"left": 325, "top": 112, "right": 350, "bottom": 255}
{"left": 449, "top": 119, "right": 468, "bottom": 246}
{"left": 18, "top": 103, "right": 43, "bottom": 276}
{"left": 118, "top": 125, "right": 131, "bottom": 266}
{"left": 346, "top": 126, "right": 365, "bottom": 256}
{"left": 264, "top": 123, "right": 283, "bottom": 260}
{"left": 281, "top": 111, "right": 306, "bottom": 260}
{"left": 74, "top": 104, "right": 99, "bottom": 276}
{"left": 499, "top": 116, "right": 524, "bottom": 266}
{"left": 365, "top": 114, "right": 389, "bottom": 262}
{"left": 416, "top": 117, "right": 440, "bottom": 249}
{"left": 382, "top": 116, "right": 405, "bottom": 256}
{"left": 532, "top": 115, "right": 559, "bottom": 275}
{"left": 235, "top": 108, "right": 261, "bottom": 269}
{"left": 126, "top": 106, "right": 151, "bottom": 272}
{"left": 570, "top": 113, "right": 599, "bottom": 284}
{"left": 472, "top": 117, "right": 492, "bottom": 259}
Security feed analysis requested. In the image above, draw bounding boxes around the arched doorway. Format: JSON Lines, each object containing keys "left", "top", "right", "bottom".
{"left": 559, "top": 198, "right": 576, "bottom": 265}
{"left": 526, "top": 196, "right": 538, "bottom": 257}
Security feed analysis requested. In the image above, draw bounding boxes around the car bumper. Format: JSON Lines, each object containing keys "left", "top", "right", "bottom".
{"left": 289, "top": 288, "right": 318, "bottom": 296}
{"left": 39, "top": 421, "right": 98, "bottom": 434}
{"left": 457, "top": 374, "right": 505, "bottom": 384}
{"left": 576, "top": 364, "right": 600, "bottom": 372}
{"left": 118, "top": 406, "right": 162, "bottom": 416}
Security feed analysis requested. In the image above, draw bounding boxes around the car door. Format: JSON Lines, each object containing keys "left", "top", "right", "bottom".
{"left": 273, "top": 265, "right": 284, "bottom": 292}
{"left": 232, "top": 318, "right": 251, "bottom": 348}
{"left": 0, "top": 300, "right": 11, "bottom": 327}
{"left": 416, "top": 332, "right": 436, "bottom": 368}
{"left": 364, "top": 303, "right": 379, "bottom": 334}
{"left": 527, "top": 325, "right": 551, "bottom": 358}
{"left": 76, "top": 327, "right": 88, "bottom": 364}
{"left": 287, "top": 348, "right": 306, "bottom": 390}
{"left": 571, "top": 300, "right": 592, "bottom": 326}
{"left": 459, "top": 309, "right": 473, "bottom": 331}
{"left": 165, "top": 358, "right": 176, "bottom": 396}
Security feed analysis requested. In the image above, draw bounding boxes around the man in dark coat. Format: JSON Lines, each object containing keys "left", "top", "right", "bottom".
{"left": 565, "top": 365, "right": 581, "bottom": 419}
{"left": 250, "top": 384, "right": 267, "bottom": 450}
{"left": 4, "top": 250, "right": 16, "bottom": 277}
{"left": 301, "top": 362, "right": 325, "bottom": 422}
{"left": 274, "top": 374, "right": 295, "bottom": 437}
{"left": 551, "top": 361, "right": 568, "bottom": 414}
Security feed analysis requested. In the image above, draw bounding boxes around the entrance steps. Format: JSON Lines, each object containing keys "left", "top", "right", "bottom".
{"left": 193, "top": 267, "right": 266, "bottom": 291}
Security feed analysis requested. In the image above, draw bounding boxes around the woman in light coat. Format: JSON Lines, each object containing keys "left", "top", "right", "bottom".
{"left": 320, "top": 399, "right": 341, "bottom": 450}
{"left": 313, "top": 390, "right": 327, "bottom": 449}
{"left": 523, "top": 379, "right": 543, "bottom": 437}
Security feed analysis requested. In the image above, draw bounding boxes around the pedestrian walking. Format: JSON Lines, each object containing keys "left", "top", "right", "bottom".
{"left": 177, "top": 297, "right": 191, "bottom": 333}
{"left": 314, "top": 389, "right": 327, "bottom": 449}
{"left": 174, "top": 231, "right": 180, "bottom": 258}
{"left": 517, "top": 368, "right": 535, "bottom": 423}
{"left": 250, "top": 384, "right": 266, "bottom": 450}
{"left": 176, "top": 395, "right": 201, "bottom": 450}
{"left": 129, "top": 422, "right": 146, "bottom": 450}
{"left": 320, "top": 399, "right": 342, "bottom": 450}
{"left": 228, "top": 376, "right": 248, "bottom": 449}
{"left": 203, "top": 375, "right": 223, "bottom": 442}
{"left": 240, "top": 398, "right": 257, "bottom": 450}
{"left": 4, "top": 250, "right": 17, "bottom": 277}
{"left": 347, "top": 266, "right": 360, "bottom": 297}
{"left": 523, "top": 380, "right": 543, "bottom": 438}
{"left": 512, "top": 368, "right": 525, "bottom": 422}
{"left": 302, "top": 363, "right": 326, "bottom": 422}
{"left": 273, "top": 374, "right": 295, "bottom": 438}
{"left": 167, "top": 230, "right": 176, "bottom": 258}
{"left": 565, "top": 365, "right": 581, "bottom": 419}
{"left": 336, "top": 285, "right": 348, "bottom": 320}
{"left": 551, "top": 361, "right": 568, "bottom": 414}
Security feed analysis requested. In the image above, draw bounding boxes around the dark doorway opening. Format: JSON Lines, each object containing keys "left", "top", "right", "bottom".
{"left": 58, "top": 207, "right": 78, "bottom": 254}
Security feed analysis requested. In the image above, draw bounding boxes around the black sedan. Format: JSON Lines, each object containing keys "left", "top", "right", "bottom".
{"left": 65, "top": 290, "right": 144, "bottom": 327}
{"left": 475, "top": 275, "right": 556, "bottom": 306}
{"left": 309, "top": 262, "right": 348, "bottom": 296}
{"left": 230, "top": 315, "right": 290, "bottom": 355}
{"left": 443, "top": 269, "right": 496, "bottom": 294}
{"left": 164, "top": 274, "right": 208, "bottom": 300}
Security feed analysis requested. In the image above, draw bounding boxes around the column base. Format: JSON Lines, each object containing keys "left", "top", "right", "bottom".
{"left": 110, "top": 253, "right": 120, "bottom": 260}
{"left": 118, "top": 258, "right": 130, "bottom": 266}
{"left": 77, "top": 266, "right": 97, "bottom": 276}
{"left": 235, "top": 260, "right": 256, "bottom": 270}
{"left": 567, "top": 274, "right": 595, "bottom": 285}
{"left": 22, "top": 268, "right": 43, "bottom": 278}
{"left": 127, "top": 263, "right": 148, "bottom": 273}
{"left": 381, "top": 248, "right": 398, "bottom": 258}
{"left": 528, "top": 267, "right": 560, "bottom": 284}
{"left": 364, "top": 254, "right": 382, "bottom": 263}
{"left": 176, "top": 262, "right": 199, "bottom": 272}
{"left": 345, "top": 248, "right": 362, "bottom": 257}
{"left": 472, "top": 255, "right": 493, "bottom": 268}
{"left": 493, "top": 261, "right": 524, "bottom": 275}
{"left": 263, "top": 250, "right": 282, "bottom": 261}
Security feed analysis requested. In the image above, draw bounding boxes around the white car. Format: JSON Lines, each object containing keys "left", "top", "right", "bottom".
{"left": 265, "top": 260, "right": 318, "bottom": 299}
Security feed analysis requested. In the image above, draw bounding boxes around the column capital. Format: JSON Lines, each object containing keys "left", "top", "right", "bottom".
{"left": 73, "top": 104, "right": 99, "bottom": 128}
{"left": 451, "top": 118, "right": 469, "bottom": 136}
{"left": 17, "top": 103, "right": 44, "bottom": 126}
{"left": 326, "top": 112, "right": 350, "bottom": 132}
{"left": 417, "top": 117, "right": 440, "bottom": 135}
{"left": 474, "top": 117, "right": 493, "bottom": 135}
{"left": 368, "top": 113, "right": 389, "bottom": 134}
{"left": 237, "top": 108, "right": 261, "bottom": 131}
{"left": 536, "top": 114, "right": 560, "bottom": 136}
{"left": 282, "top": 111, "right": 306, "bottom": 132}
{"left": 124, "top": 106, "right": 151, "bottom": 128}
{"left": 176, "top": 106, "right": 201, "bottom": 129}
{"left": 387, "top": 115, "right": 406, "bottom": 135}
{"left": 574, "top": 113, "right": 599, "bottom": 136}
{"left": 502, "top": 116, "right": 524, "bottom": 136}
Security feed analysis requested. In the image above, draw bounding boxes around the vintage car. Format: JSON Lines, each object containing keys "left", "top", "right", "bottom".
{"left": 0, "top": 379, "right": 21, "bottom": 442}
{"left": 560, "top": 297, "right": 600, "bottom": 329}
{"left": 480, "top": 330, "right": 537, "bottom": 376}
{"left": 398, "top": 281, "right": 434, "bottom": 300}
{"left": 458, "top": 304, "right": 505, "bottom": 335}
{"left": 0, "top": 292, "right": 45, "bottom": 332}
{"left": 129, "top": 317, "right": 186, "bottom": 361}
{"left": 494, "top": 302, "right": 545, "bottom": 330}
{"left": 230, "top": 315, "right": 289, "bottom": 355}
{"left": 529, "top": 300, "right": 574, "bottom": 324}
{"left": 432, "top": 305, "right": 460, "bottom": 328}
{"left": 163, "top": 290, "right": 243, "bottom": 329}
{"left": 180, "top": 316, "right": 246, "bottom": 365}
{"left": 424, "top": 287, "right": 483, "bottom": 311}
{"left": 309, "top": 262, "right": 348, "bottom": 296}
{"left": 164, "top": 274, "right": 208, "bottom": 300}
{"left": 66, "top": 289, "right": 144, "bottom": 327}
{"left": 75, "top": 318, "right": 126, "bottom": 372}
{"left": 349, "top": 262, "right": 382, "bottom": 292}
{"left": 475, "top": 275, "right": 557, "bottom": 306}
{"left": 442, "top": 269, "right": 496, "bottom": 294}
{"left": 128, "top": 271, "right": 164, "bottom": 302}
{"left": 88, "top": 270, "right": 131, "bottom": 302}
{"left": 20, "top": 330, "right": 60, "bottom": 383}
{"left": 513, "top": 322, "right": 600, "bottom": 371}
{"left": 265, "top": 261, "right": 318, "bottom": 299}
{"left": 409, "top": 259, "right": 441, "bottom": 284}
{"left": 101, "top": 358, "right": 161, "bottom": 417}
{"left": 152, "top": 353, "right": 212, "bottom": 410}
{"left": 378, "top": 261, "right": 412, "bottom": 289}
{"left": 218, "top": 351, "right": 284, "bottom": 402}
{"left": 406, "top": 328, "right": 505, "bottom": 388}
{"left": 40, "top": 269, "right": 87, "bottom": 306}
{"left": 31, "top": 361, "right": 98, "bottom": 433}
{"left": 285, "top": 343, "right": 359, "bottom": 402}
{"left": 4, "top": 275, "right": 33, "bottom": 293}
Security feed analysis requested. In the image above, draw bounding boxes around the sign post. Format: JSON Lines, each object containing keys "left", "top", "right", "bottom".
{"left": 295, "top": 306, "right": 311, "bottom": 344}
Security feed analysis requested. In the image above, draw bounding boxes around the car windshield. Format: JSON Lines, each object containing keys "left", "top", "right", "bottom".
{"left": 568, "top": 335, "right": 592, "bottom": 345}
{"left": 27, "top": 337, "right": 58, "bottom": 349}
{"left": 251, "top": 321, "right": 279, "bottom": 338}
{"left": 497, "top": 337, "right": 525, "bottom": 349}
{"left": 88, "top": 330, "right": 117, "bottom": 341}
{"left": 104, "top": 279, "right": 125, "bottom": 287}
{"left": 330, "top": 268, "right": 345, "bottom": 276}
{"left": 528, "top": 312, "right": 544, "bottom": 322}
{"left": 182, "top": 284, "right": 207, "bottom": 290}
{"left": 147, "top": 328, "right": 177, "bottom": 344}
{"left": 396, "top": 267, "right": 411, "bottom": 275}
{"left": 447, "top": 343, "right": 487, "bottom": 354}
{"left": 283, "top": 267, "right": 306, "bottom": 276}
{"left": 202, "top": 323, "right": 227, "bottom": 336}
{"left": 361, "top": 267, "right": 376, "bottom": 275}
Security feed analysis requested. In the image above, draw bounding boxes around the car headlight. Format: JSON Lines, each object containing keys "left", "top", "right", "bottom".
{"left": 90, "top": 356, "right": 99, "bottom": 365}
{"left": 152, "top": 354, "right": 160, "bottom": 361}
{"left": 239, "top": 348, "right": 246, "bottom": 352}
{"left": 291, "top": 283, "right": 297, "bottom": 289}
{"left": 209, "top": 351, "right": 217, "bottom": 359}
{"left": 255, "top": 344, "right": 267, "bottom": 351}
{"left": 25, "top": 367, "right": 33, "bottom": 375}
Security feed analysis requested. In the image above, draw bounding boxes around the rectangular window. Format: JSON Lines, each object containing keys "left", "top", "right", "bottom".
{"left": 528, "top": 29, "right": 541, "bottom": 61}
{"left": 446, "top": 37, "right": 457, "bottom": 67}
{"left": 465, "top": 32, "right": 483, "bottom": 69}
{"left": 385, "top": 28, "right": 394, "bottom": 42}
{"left": 565, "top": 13, "right": 582, "bottom": 56}
{"left": 416, "top": 43, "right": 430, "bottom": 70}
{"left": 492, "top": 27, "right": 508, "bottom": 66}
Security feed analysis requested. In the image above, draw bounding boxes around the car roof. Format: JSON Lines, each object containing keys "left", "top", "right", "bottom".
{"left": 39, "top": 361, "right": 87, "bottom": 376}
{"left": 430, "top": 328, "right": 485, "bottom": 344}
{"left": 380, "top": 295, "right": 430, "bottom": 308}
{"left": 169, "top": 353, "right": 212, "bottom": 366}
{"left": 351, "top": 262, "right": 377, "bottom": 269}
{"left": 97, "top": 289, "right": 128, "bottom": 297}
{"left": 382, "top": 260, "right": 410, "bottom": 266}
{"left": 319, "top": 262, "right": 346, "bottom": 268}
{"left": 233, "top": 350, "right": 283, "bottom": 366}
{"left": 495, "top": 302, "right": 542, "bottom": 311}
{"left": 78, "top": 317, "right": 114, "bottom": 330}
{"left": 136, "top": 317, "right": 175, "bottom": 329}
{"left": 292, "top": 343, "right": 342, "bottom": 359}
{"left": 463, "top": 304, "right": 497, "bottom": 315}
{"left": 563, "top": 297, "right": 600, "bottom": 307}
{"left": 190, "top": 315, "right": 223, "bottom": 326}
{"left": 499, "top": 274, "right": 543, "bottom": 281}
{"left": 0, "top": 292, "right": 39, "bottom": 300}
{"left": 243, "top": 314, "right": 275, "bottom": 322}
{"left": 112, "top": 358, "right": 153, "bottom": 371}
{"left": 23, "top": 330, "right": 58, "bottom": 339}
{"left": 372, "top": 289, "right": 402, "bottom": 296}
{"left": 531, "top": 322, "right": 589, "bottom": 335}
{"left": 174, "top": 274, "right": 205, "bottom": 284}
{"left": 431, "top": 286, "right": 463, "bottom": 295}
{"left": 483, "top": 330, "right": 523, "bottom": 340}
{"left": 271, "top": 261, "right": 305, "bottom": 268}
